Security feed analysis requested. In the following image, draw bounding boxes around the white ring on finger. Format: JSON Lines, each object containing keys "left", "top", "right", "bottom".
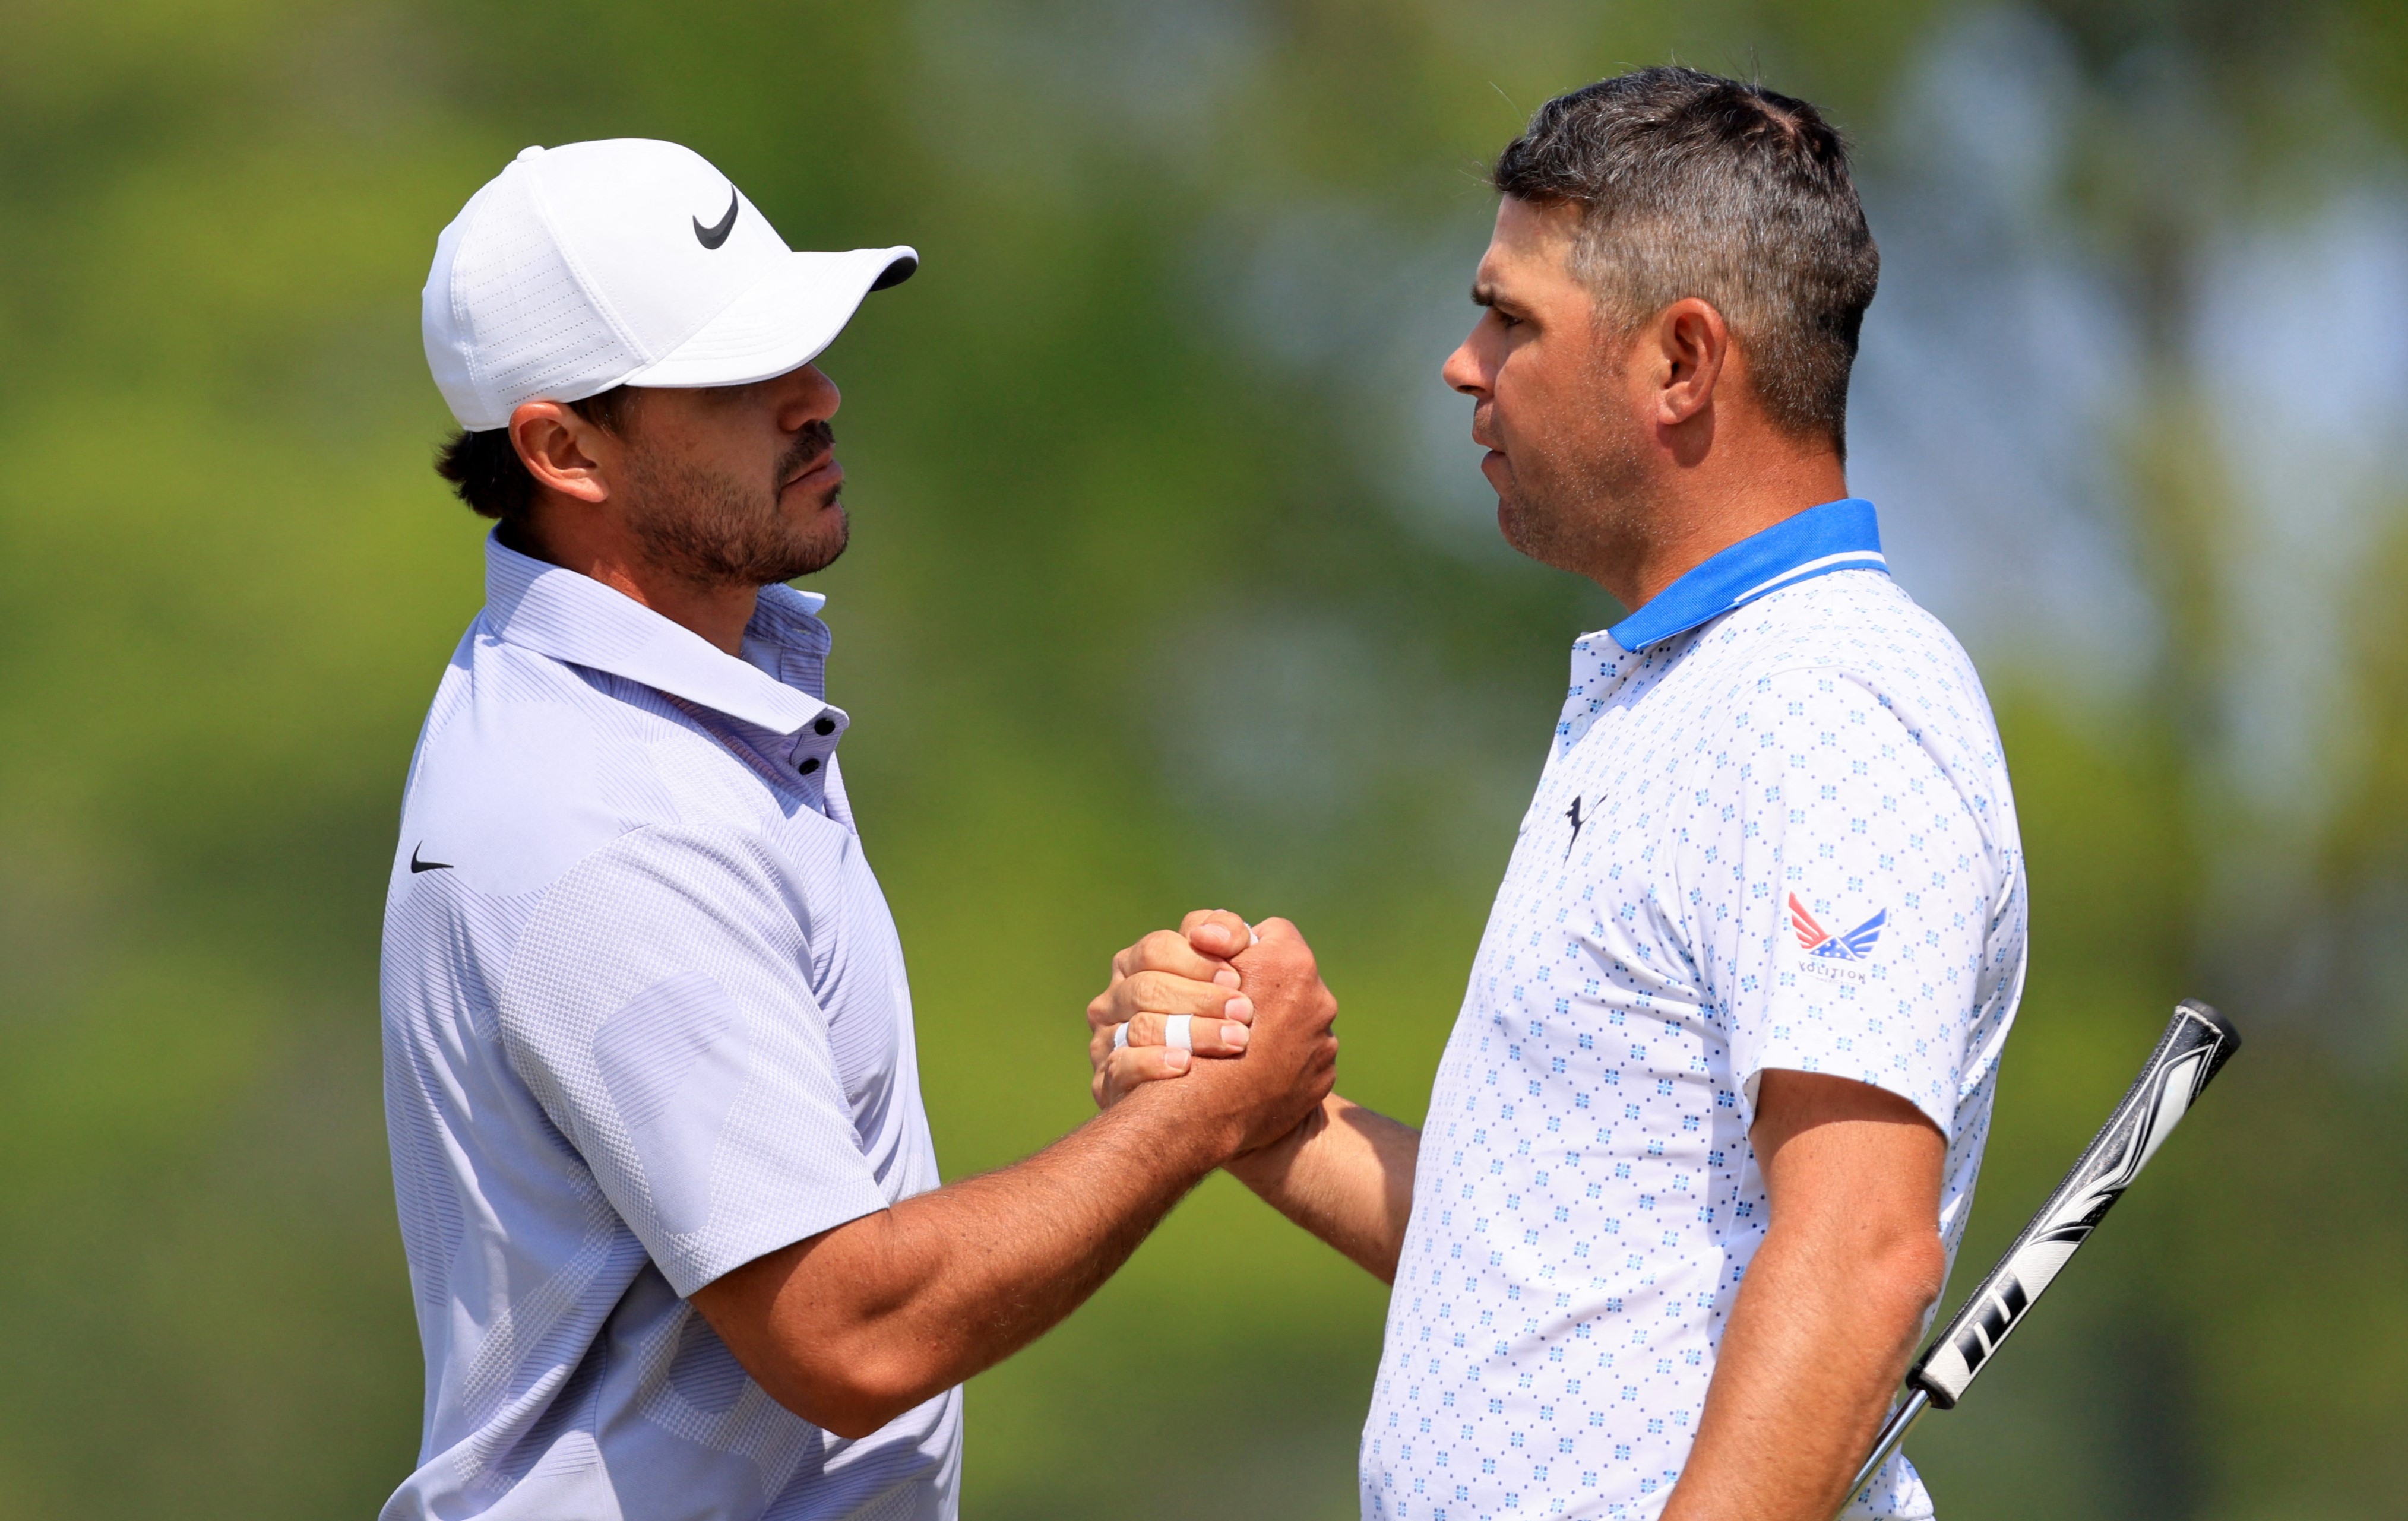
{"left": 1112, "top": 1022, "right": 1129, "bottom": 1051}
{"left": 1165, "top": 1014, "right": 1192, "bottom": 1051}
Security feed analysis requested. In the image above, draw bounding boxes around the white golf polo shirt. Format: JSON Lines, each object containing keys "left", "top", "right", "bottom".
{"left": 1360, "top": 499, "right": 2025, "bottom": 1521}
{"left": 379, "top": 535, "right": 960, "bottom": 1521}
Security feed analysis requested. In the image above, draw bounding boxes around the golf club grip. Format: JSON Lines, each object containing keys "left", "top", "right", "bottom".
{"left": 1908, "top": 1000, "right": 2239, "bottom": 1408}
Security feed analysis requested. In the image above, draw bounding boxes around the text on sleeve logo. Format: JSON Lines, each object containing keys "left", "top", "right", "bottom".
{"left": 693, "top": 188, "right": 739, "bottom": 249}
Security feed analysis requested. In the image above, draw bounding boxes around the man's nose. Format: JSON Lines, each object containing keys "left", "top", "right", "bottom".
{"left": 778, "top": 363, "right": 842, "bottom": 426}
{"left": 1439, "top": 336, "right": 1486, "bottom": 397}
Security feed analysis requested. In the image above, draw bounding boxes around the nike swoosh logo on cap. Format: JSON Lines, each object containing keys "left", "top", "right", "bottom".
{"left": 694, "top": 188, "right": 739, "bottom": 249}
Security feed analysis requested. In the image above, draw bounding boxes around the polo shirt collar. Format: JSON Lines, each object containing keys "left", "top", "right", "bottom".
{"left": 481, "top": 533, "right": 835, "bottom": 735}
{"left": 1606, "top": 497, "right": 1887, "bottom": 652}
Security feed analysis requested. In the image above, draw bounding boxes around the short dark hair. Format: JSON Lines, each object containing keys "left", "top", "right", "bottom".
{"left": 433, "top": 387, "right": 636, "bottom": 522}
{"left": 1492, "top": 67, "right": 1878, "bottom": 454}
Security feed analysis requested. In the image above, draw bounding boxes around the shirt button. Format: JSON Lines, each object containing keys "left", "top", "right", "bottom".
{"left": 814, "top": 715, "right": 836, "bottom": 735}
{"left": 799, "top": 758, "right": 821, "bottom": 775}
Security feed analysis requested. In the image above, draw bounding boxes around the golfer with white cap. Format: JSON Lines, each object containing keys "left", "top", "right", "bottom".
{"left": 380, "top": 138, "right": 1337, "bottom": 1521}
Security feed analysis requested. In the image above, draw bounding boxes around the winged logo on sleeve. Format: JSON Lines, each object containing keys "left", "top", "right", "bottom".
{"left": 1789, "top": 893, "right": 1887, "bottom": 961}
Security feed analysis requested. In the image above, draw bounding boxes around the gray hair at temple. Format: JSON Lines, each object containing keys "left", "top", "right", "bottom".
{"left": 1492, "top": 67, "right": 1879, "bottom": 457}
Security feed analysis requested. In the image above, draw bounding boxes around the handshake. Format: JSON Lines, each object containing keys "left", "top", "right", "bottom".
{"left": 1083, "top": 910, "right": 1342, "bottom": 1164}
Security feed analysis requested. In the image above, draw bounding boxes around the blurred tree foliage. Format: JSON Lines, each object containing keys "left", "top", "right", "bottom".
{"left": 0, "top": 2, "right": 2403, "bottom": 1517}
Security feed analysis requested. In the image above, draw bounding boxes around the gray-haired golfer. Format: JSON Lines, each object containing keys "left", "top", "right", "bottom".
{"left": 1093, "top": 69, "right": 2026, "bottom": 1521}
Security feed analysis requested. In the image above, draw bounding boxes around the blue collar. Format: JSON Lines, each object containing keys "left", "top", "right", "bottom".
{"left": 1606, "top": 498, "right": 1887, "bottom": 651}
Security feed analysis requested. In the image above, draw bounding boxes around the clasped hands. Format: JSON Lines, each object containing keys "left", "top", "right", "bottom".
{"left": 1084, "top": 910, "right": 1338, "bottom": 1159}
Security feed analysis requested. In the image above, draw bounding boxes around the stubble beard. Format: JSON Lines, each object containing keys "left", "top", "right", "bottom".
{"left": 623, "top": 420, "right": 850, "bottom": 588}
{"left": 1493, "top": 402, "right": 1655, "bottom": 582}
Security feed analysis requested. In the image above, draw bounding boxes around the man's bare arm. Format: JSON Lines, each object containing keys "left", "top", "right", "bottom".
{"left": 692, "top": 919, "right": 1337, "bottom": 1439}
{"left": 1091, "top": 912, "right": 1419, "bottom": 1284}
{"left": 1659, "top": 1069, "right": 1948, "bottom": 1521}
{"left": 696, "top": 1080, "right": 1236, "bottom": 1438}
{"left": 1223, "top": 1095, "right": 1419, "bottom": 1282}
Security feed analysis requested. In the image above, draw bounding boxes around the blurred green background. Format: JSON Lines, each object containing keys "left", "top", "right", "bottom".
{"left": 4, "top": 1, "right": 2407, "bottom": 1516}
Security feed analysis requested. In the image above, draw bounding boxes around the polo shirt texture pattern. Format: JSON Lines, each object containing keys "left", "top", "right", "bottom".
{"left": 378, "top": 537, "right": 959, "bottom": 1521}
{"left": 1359, "top": 500, "right": 2025, "bottom": 1521}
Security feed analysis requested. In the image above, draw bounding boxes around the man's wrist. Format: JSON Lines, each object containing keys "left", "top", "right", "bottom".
{"left": 1109, "top": 1070, "right": 1254, "bottom": 1177}
{"left": 1223, "top": 1095, "right": 1329, "bottom": 1190}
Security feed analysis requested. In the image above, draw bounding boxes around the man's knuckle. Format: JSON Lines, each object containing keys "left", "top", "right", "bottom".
{"left": 1131, "top": 971, "right": 1181, "bottom": 1005}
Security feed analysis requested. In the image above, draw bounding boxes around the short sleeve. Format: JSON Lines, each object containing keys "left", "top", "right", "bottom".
{"left": 495, "top": 824, "right": 888, "bottom": 1296}
{"left": 1682, "top": 666, "right": 2005, "bottom": 1137}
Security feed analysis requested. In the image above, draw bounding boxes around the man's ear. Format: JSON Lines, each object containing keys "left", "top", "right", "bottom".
{"left": 510, "top": 400, "right": 613, "bottom": 505}
{"left": 1649, "top": 297, "right": 1732, "bottom": 429}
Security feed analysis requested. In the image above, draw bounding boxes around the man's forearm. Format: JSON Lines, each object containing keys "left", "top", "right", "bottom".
{"left": 697, "top": 1076, "right": 1241, "bottom": 1436}
{"left": 703, "top": 915, "right": 1336, "bottom": 1437}
{"left": 1659, "top": 1207, "right": 1943, "bottom": 1520}
{"left": 1224, "top": 1095, "right": 1419, "bottom": 1282}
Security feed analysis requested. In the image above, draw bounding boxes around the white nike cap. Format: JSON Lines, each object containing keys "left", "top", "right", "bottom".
{"left": 422, "top": 138, "right": 917, "bottom": 432}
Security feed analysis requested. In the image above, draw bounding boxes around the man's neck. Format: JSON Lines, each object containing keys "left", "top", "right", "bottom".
{"left": 503, "top": 519, "right": 760, "bottom": 655}
{"left": 1603, "top": 446, "right": 1849, "bottom": 613}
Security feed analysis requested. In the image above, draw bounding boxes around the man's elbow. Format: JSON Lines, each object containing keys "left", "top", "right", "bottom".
{"left": 1871, "top": 1228, "right": 1949, "bottom": 1328}
{"left": 758, "top": 1348, "right": 939, "bottom": 1441}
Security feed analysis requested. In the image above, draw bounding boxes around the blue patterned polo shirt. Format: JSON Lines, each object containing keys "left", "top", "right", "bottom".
{"left": 1359, "top": 499, "right": 2026, "bottom": 1520}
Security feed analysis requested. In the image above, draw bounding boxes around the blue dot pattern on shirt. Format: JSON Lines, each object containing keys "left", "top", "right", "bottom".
{"left": 1359, "top": 570, "right": 2026, "bottom": 1521}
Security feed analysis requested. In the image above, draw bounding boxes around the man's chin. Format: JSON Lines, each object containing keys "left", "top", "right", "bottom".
{"left": 1496, "top": 495, "right": 1539, "bottom": 559}
{"left": 1495, "top": 493, "right": 1592, "bottom": 579}
{"left": 775, "top": 505, "right": 849, "bottom": 582}
{"left": 1485, "top": 458, "right": 1533, "bottom": 546}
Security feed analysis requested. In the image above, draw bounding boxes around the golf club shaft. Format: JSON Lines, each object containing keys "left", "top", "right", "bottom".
{"left": 1827, "top": 1390, "right": 1929, "bottom": 1520}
